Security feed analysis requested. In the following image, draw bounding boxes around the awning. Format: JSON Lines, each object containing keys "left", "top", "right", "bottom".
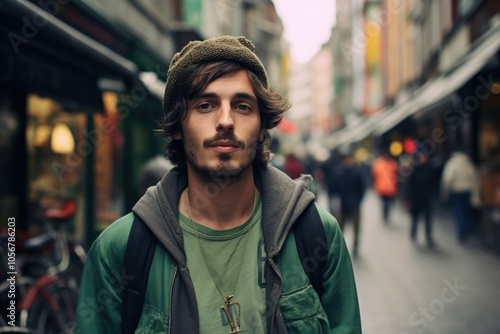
{"left": 372, "top": 21, "right": 500, "bottom": 136}
{"left": 326, "top": 115, "right": 378, "bottom": 150}
{"left": 372, "top": 78, "right": 442, "bottom": 136}
{"left": 0, "top": 0, "right": 141, "bottom": 82}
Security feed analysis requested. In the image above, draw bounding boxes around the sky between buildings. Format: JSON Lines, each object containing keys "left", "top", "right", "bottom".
{"left": 273, "top": 0, "right": 337, "bottom": 64}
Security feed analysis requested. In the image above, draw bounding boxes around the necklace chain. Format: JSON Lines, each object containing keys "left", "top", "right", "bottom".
{"left": 185, "top": 187, "right": 258, "bottom": 333}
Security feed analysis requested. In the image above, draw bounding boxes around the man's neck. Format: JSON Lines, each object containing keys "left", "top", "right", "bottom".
{"left": 180, "top": 167, "right": 258, "bottom": 230}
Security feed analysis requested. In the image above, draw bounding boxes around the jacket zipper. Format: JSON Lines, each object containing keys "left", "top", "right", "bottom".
{"left": 267, "top": 257, "right": 283, "bottom": 333}
{"left": 168, "top": 266, "right": 178, "bottom": 334}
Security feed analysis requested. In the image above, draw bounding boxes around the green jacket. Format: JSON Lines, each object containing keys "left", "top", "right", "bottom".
{"left": 75, "top": 166, "right": 361, "bottom": 333}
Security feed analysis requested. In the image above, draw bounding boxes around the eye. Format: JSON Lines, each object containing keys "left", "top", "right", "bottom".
{"left": 197, "top": 102, "right": 214, "bottom": 112}
{"left": 234, "top": 104, "right": 252, "bottom": 112}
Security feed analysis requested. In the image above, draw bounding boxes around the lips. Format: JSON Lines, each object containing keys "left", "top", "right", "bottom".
{"left": 210, "top": 140, "right": 239, "bottom": 153}
{"left": 211, "top": 140, "right": 238, "bottom": 147}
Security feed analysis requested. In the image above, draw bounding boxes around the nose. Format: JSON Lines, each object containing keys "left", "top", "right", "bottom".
{"left": 216, "top": 102, "right": 235, "bottom": 131}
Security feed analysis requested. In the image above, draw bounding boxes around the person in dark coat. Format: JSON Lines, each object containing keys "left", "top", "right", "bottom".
{"left": 322, "top": 149, "right": 343, "bottom": 216}
{"left": 335, "top": 150, "right": 366, "bottom": 257}
{"left": 403, "top": 150, "right": 438, "bottom": 248}
{"left": 137, "top": 155, "right": 174, "bottom": 195}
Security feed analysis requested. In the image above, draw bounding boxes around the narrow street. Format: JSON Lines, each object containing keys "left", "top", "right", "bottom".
{"left": 318, "top": 188, "right": 500, "bottom": 334}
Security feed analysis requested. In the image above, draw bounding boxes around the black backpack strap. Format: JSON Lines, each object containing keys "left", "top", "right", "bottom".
{"left": 121, "top": 214, "right": 158, "bottom": 334}
{"left": 293, "top": 202, "right": 328, "bottom": 297}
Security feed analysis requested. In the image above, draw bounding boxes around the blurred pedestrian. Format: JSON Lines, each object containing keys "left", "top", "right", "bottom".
{"left": 302, "top": 153, "right": 324, "bottom": 197}
{"left": 336, "top": 149, "right": 366, "bottom": 257}
{"left": 75, "top": 35, "right": 361, "bottom": 333}
{"left": 283, "top": 152, "right": 305, "bottom": 179}
{"left": 137, "top": 154, "right": 174, "bottom": 195}
{"left": 371, "top": 149, "right": 399, "bottom": 223}
{"left": 402, "top": 149, "right": 438, "bottom": 248}
{"left": 269, "top": 137, "right": 285, "bottom": 172}
{"left": 323, "top": 149, "right": 343, "bottom": 216}
{"left": 441, "top": 147, "right": 481, "bottom": 243}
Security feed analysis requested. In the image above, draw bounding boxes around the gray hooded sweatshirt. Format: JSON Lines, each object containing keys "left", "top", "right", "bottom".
{"left": 132, "top": 164, "right": 315, "bottom": 333}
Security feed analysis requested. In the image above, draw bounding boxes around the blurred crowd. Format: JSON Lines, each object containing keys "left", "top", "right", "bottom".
{"left": 273, "top": 140, "right": 487, "bottom": 257}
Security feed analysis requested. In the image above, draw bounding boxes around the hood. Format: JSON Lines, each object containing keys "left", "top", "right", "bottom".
{"left": 254, "top": 166, "right": 315, "bottom": 257}
{"left": 132, "top": 165, "right": 316, "bottom": 262}
{"left": 131, "top": 165, "right": 315, "bottom": 334}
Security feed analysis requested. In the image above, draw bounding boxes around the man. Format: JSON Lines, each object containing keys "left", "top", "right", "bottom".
{"left": 75, "top": 36, "right": 361, "bottom": 333}
{"left": 137, "top": 154, "right": 173, "bottom": 195}
{"left": 335, "top": 148, "right": 366, "bottom": 257}
{"left": 402, "top": 149, "right": 438, "bottom": 248}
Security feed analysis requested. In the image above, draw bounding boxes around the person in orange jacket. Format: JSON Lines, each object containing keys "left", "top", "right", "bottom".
{"left": 372, "top": 150, "right": 399, "bottom": 223}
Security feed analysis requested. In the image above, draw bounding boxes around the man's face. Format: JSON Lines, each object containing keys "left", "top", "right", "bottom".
{"left": 179, "top": 69, "right": 263, "bottom": 180}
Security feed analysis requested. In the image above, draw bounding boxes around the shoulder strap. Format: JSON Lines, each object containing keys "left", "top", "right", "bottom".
{"left": 121, "top": 215, "right": 158, "bottom": 334}
{"left": 292, "top": 202, "right": 328, "bottom": 297}
{"left": 120, "top": 204, "right": 327, "bottom": 331}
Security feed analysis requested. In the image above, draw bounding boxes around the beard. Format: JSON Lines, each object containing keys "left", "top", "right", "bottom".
{"left": 183, "top": 131, "right": 259, "bottom": 182}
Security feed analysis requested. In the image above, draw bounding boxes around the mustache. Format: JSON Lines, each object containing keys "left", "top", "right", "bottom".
{"left": 203, "top": 132, "right": 246, "bottom": 149}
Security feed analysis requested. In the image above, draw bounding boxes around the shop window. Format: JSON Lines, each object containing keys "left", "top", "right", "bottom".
{"left": 479, "top": 109, "right": 500, "bottom": 164}
{"left": 94, "top": 92, "right": 125, "bottom": 232}
{"left": 26, "top": 92, "right": 126, "bottom": 241}
{"left": 479, "top": 105, "right": 500, "bottom": 209}
{"left": 26, "top": 94, "right": 86, "bottom": 239}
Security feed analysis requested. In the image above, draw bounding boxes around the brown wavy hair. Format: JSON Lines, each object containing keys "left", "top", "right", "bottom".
{"left": 155, "top": 61, "right": 290, "bottom": 170}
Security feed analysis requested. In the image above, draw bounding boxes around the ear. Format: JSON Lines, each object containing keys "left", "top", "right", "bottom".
{"left": 171, "top": 131, "right": 182, "bottom": 140}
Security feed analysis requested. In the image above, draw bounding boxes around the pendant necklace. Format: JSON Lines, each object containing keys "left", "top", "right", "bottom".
{"left": 185, "top": 187, "right": 257, "bottom": 334}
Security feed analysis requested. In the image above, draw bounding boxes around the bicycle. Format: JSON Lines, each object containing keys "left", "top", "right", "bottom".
{"left": 30, "top": 200, "right": 86, "bottom": 286}
{"left": 0, "top": 245, "right": 37, "bottom": 333}
{"left": 0, "top": 200, "right": 85, "bottom": 333}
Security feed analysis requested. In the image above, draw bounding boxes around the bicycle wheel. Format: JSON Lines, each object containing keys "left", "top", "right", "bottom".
{"left": 0, "top": 277, "right": 36, "bottom": 328}
{"left": 21, "top": 277, "right": 78, "bottom": 334}
{"left": 0, "top": 326, "right": 40, "bottom": 333}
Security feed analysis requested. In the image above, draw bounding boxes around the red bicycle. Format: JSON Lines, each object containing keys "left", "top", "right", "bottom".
{"left": 0, "top": 200, "right": 83, "bottom": 333}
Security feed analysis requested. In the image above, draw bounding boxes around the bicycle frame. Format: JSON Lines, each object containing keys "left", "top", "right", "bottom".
{"left": 19, "top": 275, "right": 76, "bottom": 332}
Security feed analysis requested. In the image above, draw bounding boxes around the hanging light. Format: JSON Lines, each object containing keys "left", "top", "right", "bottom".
{"left": 51, "top": 123, "right": 75, "bottom": 154}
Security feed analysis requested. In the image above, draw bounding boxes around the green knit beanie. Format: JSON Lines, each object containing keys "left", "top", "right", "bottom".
{"left": 163, "top": 35, "right": 269, "bottom": 114}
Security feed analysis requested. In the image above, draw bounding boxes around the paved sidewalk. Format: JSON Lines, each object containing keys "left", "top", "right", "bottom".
{"left": 318, "top": 188, "right": 500, "bottom": 334}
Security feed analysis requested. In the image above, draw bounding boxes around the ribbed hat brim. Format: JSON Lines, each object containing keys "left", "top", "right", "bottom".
{"left": 163, "top": 35, "right": 269, "bottom": 114}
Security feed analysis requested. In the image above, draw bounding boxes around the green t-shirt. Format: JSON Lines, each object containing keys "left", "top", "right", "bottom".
{"left": 180, "top": 197, "right": 267, "bottom": 334}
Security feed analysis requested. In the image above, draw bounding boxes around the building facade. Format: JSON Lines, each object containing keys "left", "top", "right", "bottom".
{"left": 0, "top": 0, "right": 287, "bottom": 248}
{"left": 326, "top": 0, "right": 500, "bottom": 250}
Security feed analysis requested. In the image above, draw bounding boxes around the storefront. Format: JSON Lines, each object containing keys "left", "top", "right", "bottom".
{"left": 0, "top": 0, "right": 163, "bottom": 248}
{"left": 372, "top": 21, "right": 500, "bottom": 250}
{"left": 476, "top": 80, "right": 500, "bottom": 252}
